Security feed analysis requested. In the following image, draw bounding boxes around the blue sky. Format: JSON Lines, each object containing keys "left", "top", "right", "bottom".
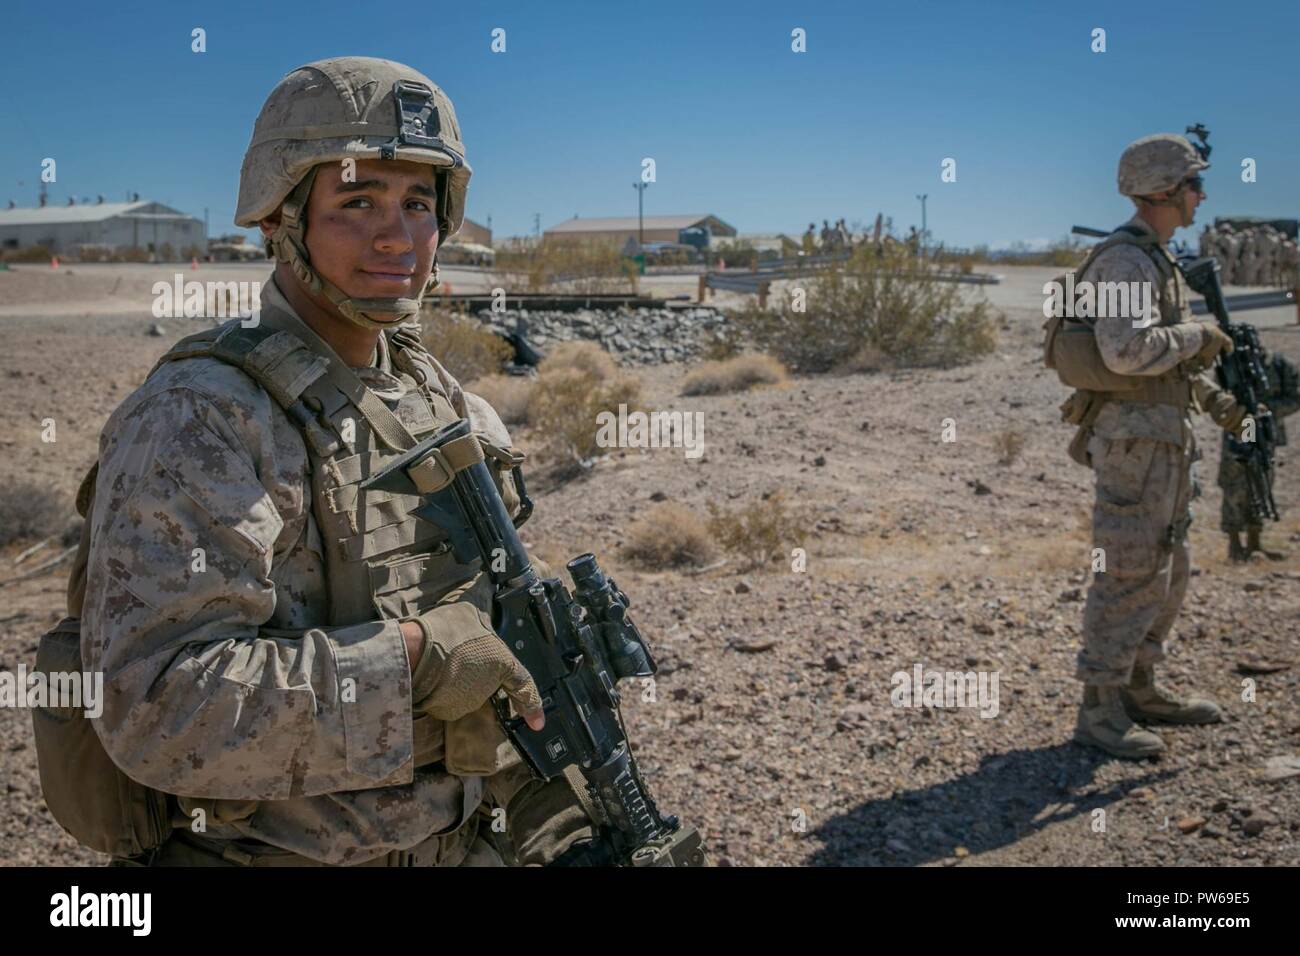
{"left": 2, "top": 0, "right": 1296, "bottom": 249}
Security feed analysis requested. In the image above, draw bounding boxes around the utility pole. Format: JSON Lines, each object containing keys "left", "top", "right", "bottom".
{"left": 633, "top": 181, "right": 649, "bottom": 250}
{"left": 915, "top": 194, "right": 928, "bottom": 249}
{"left": 533, "top": 213, "right": 540, "bottom": 237}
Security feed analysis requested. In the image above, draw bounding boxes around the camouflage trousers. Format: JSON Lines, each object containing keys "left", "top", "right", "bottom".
{"left": 1078, "top": 434, "right": 1195, "bottom": 685}
{"left": 111, "top": 807, "right": 505, "bottom": 867}
{"left": 1218, "top": 453, "right": 1263, "bottom": 534}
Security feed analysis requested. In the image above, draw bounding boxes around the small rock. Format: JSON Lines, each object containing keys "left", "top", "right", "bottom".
{"left": 1176, "top": 816, "right": 1206, "bottom": 834}
{"left": 1242, "top": 809, "right": 1276, "bottom": 837}
{"left": 813, "top": 455, "right": 826, "bottom": 467}
{"left": 1262, "top": 755, "right": 1300, "bottom": 782}
{"left": 1236, "top": 658, "right": 1291, "bottom": 675}
{"left": 147, "top": 323, "right": 166, "bottom": 336}
{"left": 730, "top": 638, "right": 776, "bottom": 654}
{"left": 648, "top": 491, "right": 667, "bottom": 502}
{"left": 1199, "top": 824, "right": 1225, "bottom": 839}
{"left": 734, "top": 579, "right": 751, "bottom": 595}
{"left": 823, "top": 653, "right": 845, "bottom": 672}
{"left": 954, "top": 846, "right": 969, "bottom": 858}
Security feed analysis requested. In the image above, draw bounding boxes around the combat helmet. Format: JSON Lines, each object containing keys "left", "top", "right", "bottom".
{"left": 1117, "top": 133, "right": 1209, "bottom": 200}
{"left": 235, "top": 56, "right": 471, "bottom": 328}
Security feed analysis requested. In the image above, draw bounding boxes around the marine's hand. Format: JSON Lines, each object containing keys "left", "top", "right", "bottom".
{"left": 405, "top": 602, "right": 544, "bottom": 729}
{"left": 1194, "top": 324, "right": 1234, "bottom": 365}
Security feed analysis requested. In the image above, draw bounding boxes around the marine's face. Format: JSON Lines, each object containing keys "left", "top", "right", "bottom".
{"left": 1178, "top": 174, "right": 1205, "bottom": 227}
{"left": 304, "top": 158, "right": 440, "bottom": 307}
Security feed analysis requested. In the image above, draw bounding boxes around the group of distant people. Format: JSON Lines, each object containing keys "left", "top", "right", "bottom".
{"left": 802, "top": 218, "right": 853, "bottom": 255}
{"left": 1199, "top": 222, "right": 1299, "bottom": 288}
{"left": 800, "top": 214, "right": 923, "bottom": 257}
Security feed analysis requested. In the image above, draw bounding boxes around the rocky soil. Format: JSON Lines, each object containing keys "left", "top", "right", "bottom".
{"left": 0, "top": 263, "right": 1296, "bottom": 867}
{"left": 478, "top": 305, "right": 729, "bottom": 366}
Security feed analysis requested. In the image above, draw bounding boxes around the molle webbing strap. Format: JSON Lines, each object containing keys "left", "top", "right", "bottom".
{"left": 1075, "top": 224, "right": 1159, "bottom": 283}
{"left": 156, "top": 324, "right": 340, "bottom": 458}
{"left": 317, "top": 358, "right": 419, "bottom": 452}
{"left": 208, "top": 326, "right": 331, "bottom": 411}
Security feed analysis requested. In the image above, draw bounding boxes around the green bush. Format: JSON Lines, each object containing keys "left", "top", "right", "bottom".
{"left": 730, "top": 244, "right": 998, "bottom": 373}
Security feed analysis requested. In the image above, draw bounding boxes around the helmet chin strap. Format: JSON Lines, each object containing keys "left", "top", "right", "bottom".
{"left": 1137, "top": 175, "right": 1198, "bottom": 212}
{"left": 268, "top": 165, "right": 436, "bottom": 330}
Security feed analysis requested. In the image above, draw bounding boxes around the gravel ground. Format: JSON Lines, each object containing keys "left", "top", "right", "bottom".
{"left": 1, "top": 264, "right": 1296, "bottom": 866}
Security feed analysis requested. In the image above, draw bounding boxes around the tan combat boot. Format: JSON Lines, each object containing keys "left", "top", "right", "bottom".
{"left": 1247, "top": 526, "right": 1288, "bottom": 561}
{"left": 1121, "top": 664, "right": 1223, "bottom": 725}
{"left": 1074, "top": 684, "right": 1167, "bottom": 759}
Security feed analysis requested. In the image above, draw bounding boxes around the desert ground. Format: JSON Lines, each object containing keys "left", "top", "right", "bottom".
{"left": 1, "top": 260, "right": 1296, "bottom": 866}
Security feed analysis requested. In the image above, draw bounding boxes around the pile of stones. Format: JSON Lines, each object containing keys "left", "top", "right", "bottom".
{"left": 476, "top": 307, "right": 731, "bottom": 366}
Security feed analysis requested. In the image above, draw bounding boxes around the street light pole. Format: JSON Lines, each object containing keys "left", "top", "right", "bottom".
{"left": 915, "top": 194, "right": 928, "bottom": 249}
{"left": 633, "top": 181, "right": 649, "bottom": 250}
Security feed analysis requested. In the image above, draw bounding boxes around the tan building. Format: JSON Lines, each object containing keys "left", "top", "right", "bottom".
{"left": 543, "top": 214, "right": 736, "bottom": 251}
{"left": 456, "top": 217, "right": 491, "bottom": 247}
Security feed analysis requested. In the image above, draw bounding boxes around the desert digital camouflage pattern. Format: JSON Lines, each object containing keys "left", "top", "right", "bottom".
{"left": 81, "top": 277, "right": 581, "bottom": 866}
{"left": 1075, "top": 216, "right": 1215, "bottom": 684}
{"left": 1116, "top": 133, "right": 1209, "bottom": 198}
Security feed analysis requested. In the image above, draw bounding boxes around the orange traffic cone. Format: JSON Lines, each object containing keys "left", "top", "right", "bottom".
{"left": 51, "top": 256, "right": 59, "bottom": 269}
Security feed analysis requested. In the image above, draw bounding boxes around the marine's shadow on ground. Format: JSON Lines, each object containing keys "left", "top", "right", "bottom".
{"left": 808, "top": 743, "right": 1177, "bottom": 866}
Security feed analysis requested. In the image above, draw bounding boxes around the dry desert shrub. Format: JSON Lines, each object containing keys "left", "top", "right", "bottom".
{"left": 837, "top": 345, "right": 891, "bottom": 374}
{"left": 994, "top": 428, "right": 1027, "bottom": 466}
{"left": 421, "top": 311, "right": 513, "bottom": 383}
{"left": 540, "top": 340, "right": 619, "bottom": 381}
{"left": 531, "top": 344, "right": 642, "bottom": 467}
{"left": 622, "top": 502, "right": 718, "bottom": 569}
{"left": 0, "top": 481, "right": 69, "bottom": 547}
{"left": 467, "top": 374, "right": 534, "bottom": 426}
{"left": 706, "top": 490, "right": 802, "bottom": 570}
{"left": 2, "top": 244, "right": 54, "bottom": 263}
{"left": 680, "top": 352, "right": 787, "bottom": 396}
{"left": 730, "top": 244, "right": 998, "bottom": 373}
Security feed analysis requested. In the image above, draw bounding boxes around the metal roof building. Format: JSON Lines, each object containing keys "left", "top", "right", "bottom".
{"left": 0, "top": 201, "right": 206, "bottom": 257}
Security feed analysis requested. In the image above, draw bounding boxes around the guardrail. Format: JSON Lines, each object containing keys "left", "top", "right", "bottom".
{"left": 1191, "top": 289, "right": 1297, "bottom": 316}
{"left": 700, "top": 261, "right": 1001, "bottom": 306}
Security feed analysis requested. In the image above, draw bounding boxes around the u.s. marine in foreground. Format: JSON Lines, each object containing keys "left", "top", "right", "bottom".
{"left": 42, "top": 57, "right": 690, "bottom": 866}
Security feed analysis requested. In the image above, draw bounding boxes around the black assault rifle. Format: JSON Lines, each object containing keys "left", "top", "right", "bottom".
{"left": 1179, "top": 255, "right": 1279, "bottom": 522}
{"left": 362, "top": 419, "right": 707, "bottom": 867}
